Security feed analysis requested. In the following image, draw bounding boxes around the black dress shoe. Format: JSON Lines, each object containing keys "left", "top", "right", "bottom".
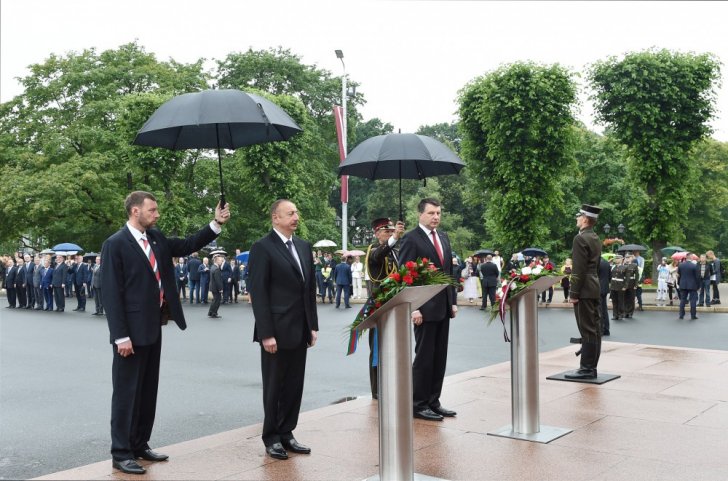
{"left": 112, "top": 459, "right": 146, "bottom": 475}
{"left": 564, "top": 368, "right": 597, "bottom": 379}
{"left": 691, "top": 316, "right": 699, "bottom": 320}
{"left": 266, "top": 442, "right": 288, "bottom": 460}
{"left": 414, "top": 408, "right": 444, "bottom": 421}
{"left": 282, "top": 438, "right": 311, "bottom": 454}
{"left": 431, "top": 405, "right": 457, "bottom": 417}
{"left": 134, "top": 448, "right": 169, "bottom": 461}
{"left": 603, "top": 331, "right": 610, "bottom": 336}
{"left": 208, "top": 314, "right": 221, "bottom": 318}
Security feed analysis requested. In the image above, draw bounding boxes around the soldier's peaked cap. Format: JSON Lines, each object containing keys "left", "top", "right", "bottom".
{"left": 371, "top": 217, "right": 395, "bottom": 231}
{"left": 576, "top": 204, "right": 602, "bottom": 219}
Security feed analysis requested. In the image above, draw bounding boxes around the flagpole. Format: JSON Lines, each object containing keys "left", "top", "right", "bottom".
{"left": 336, "top": 50, "right": 349, "bottom": 251}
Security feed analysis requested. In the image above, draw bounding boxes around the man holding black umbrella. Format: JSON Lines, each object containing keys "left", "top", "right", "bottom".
{"left": 102, "top": 191, "right": 230, "bottom": 475}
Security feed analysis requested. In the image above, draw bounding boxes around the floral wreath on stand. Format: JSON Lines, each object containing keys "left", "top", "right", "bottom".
{"left": 346, "top": 257, "right": 459, "bottom": 355}
{"left": 487, "top": 261, "right": 557, "bottom": 342}
{"left": 603, "top": 237, "right": 625, "bottom": 252}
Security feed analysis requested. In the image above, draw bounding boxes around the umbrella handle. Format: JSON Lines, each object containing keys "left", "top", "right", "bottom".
{"left": 219, "top": 193, "right": 226, "bottom": 209}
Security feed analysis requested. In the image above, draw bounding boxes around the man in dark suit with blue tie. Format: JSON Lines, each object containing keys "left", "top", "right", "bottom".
{"left": 101, "top": 191, "right": 230, "bottom": 475}
{"left": 678, "top": 254, "right": 701, "bottom": 320}
{"left": 398, "top": 198, "right": 458, "bottom": 421}
{"left": 333, "top": 256, "right": 353, "bottom": 308}
{"left": 249, "top": 199, "right": 318, "bottom": 461}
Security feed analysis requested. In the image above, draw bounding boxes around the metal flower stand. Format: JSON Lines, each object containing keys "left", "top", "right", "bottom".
{"left": 356, "top": 285, "right": 449, "bottom": 481}
{"left": 488, "top": 276, "right": 573, "bottom": 443}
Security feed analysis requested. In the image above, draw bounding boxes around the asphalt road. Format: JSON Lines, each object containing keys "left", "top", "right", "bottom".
{"left": 1, "top": 300, "right": 727, "bottom": 479}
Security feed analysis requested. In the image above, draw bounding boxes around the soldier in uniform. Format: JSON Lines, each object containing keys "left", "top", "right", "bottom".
{"left": 623, "top": 255, "right": 639, "bottom": 318}
{"left": 364, "top": 217, "right": 405, "bottom": 399}
{"left": 566, "top": 204, "right": 603, "bottom": 380}
{"left": 609, "top": 255, "right": 626, "bottom": 320}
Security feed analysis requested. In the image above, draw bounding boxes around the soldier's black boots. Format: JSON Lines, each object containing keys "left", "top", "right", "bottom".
{"left": 565, "top": 342, "right": 598, "bottom": 379}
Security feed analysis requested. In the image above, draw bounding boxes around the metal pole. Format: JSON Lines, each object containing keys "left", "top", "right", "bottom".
{"left": 340, "top": 62, "right": 348, "bottom": 251}
{"left": 377, "top": 302, "right": 414, "bottom": 481}
{"left": 510, "top": 288, "right": 540, "bottom": 433}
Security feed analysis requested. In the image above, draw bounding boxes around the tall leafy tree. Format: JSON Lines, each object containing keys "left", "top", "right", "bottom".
{"left": 589, "top": 49, "right": 721, "bottom": 277}
{"left": 458, "top": 62, "right": 578, "bottom": 253}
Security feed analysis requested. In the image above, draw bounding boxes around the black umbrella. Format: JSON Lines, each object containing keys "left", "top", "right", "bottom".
{"left": 338, "top": 133, "right": 465, "bottom": 219}
{"left": 473, "top": 249, "right": 495, "bottom": 257}
{"left": 133, "top": 89, "right": 303, "bottom": 207}
{"left": 617, "top": 244, "right": 648, "bottom": 253}
{"left": 83, "top": 252, "right": 100, "bottom": 261}
{"left": 521, "top": 247, "right": 548, "bottom": 257}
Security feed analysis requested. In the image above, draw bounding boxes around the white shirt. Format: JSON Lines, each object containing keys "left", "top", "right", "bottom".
{"left": 273, "top": 228, "right": 304, "bottom": 279}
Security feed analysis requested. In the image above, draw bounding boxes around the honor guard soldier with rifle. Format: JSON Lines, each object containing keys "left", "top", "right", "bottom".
{"left": 623, "top": 255, "right": 639, "bottom": 318}
{"left": 609, "top": 255, "right": 626, "bottom": 320}
{"left": 566, "top": 204, "right": 603, "bottom": 380}
{"left": 364, "top": 217, "right": 405, "bottom": 399}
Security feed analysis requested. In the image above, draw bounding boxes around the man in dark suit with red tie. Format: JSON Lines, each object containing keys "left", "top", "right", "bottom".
{"left": 398, "top": 198, "right": 458, "bottom": 421}
{"left": 101, "top": 191, "right": 230, "bottom": 475}
{"left": 248, "top": 199, "right": 318, "bottom": 461}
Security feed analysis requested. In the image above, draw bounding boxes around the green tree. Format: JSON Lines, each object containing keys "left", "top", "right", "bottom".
{"left": 589, "top": 49, "right": 721, "bottom": 278}
{"left": 458, "top": 62, "right": 578, "bottom": 254}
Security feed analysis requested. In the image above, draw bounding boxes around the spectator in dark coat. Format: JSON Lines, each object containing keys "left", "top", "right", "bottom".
{"left": 333, "top": 256, "right": 353, "bottom": 308}
{"left": 598, "top": 257, "right": 612, "bottom": 335}
{"left": 678, "top": 255, "right": 701, "bottom": 320}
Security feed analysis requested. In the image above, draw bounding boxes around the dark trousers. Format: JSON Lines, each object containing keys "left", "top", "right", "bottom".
{"left": 223, "top": 282, "right": 231, "bottom": 303}
{"left": 6, "top": 287, "right": 16, "bottom": 307}
{"left": 679, "top": 289, "right": 698, "bottom": 319}
{"left": 176, "top": 281, "right": 186, "bottom": 300}
{"left": 562, "top": 278, "right": 570, "bottom": 300}
{"left": 610, "top": 289, "right": 624, "bottom": 319}
{"left": 16, "top": 286, "right": 27, "bottom": 307}
{"left": 699, "top": 279, "right": 712, "bottom": 305}
{"left": 624, "top": 288, "right": 635, "bottom": 317}
{"left": 540, "top": 286, "right": 553, "bottom": 303}
{"left": 26, "top": 283, "right": 35, "bottom": 307}
{"left": 208, "top": 289, "right": 221, "bottom": 316}
{"left": 200, "top": 278, "right": 209, "bottom": 303}
{"left": 232, "top": 280, "right": 239, "bottom": 301}
{"left": 711, "top": 280, "right": 720, "bottom": 301}
{"left": 75, "top": 284, "right": 86, "bottom": 309}
{"left": 636, "top": 286, "right": 643, "bottom": 308}
{"left": 335, "top": 284, "right": 351, "bottom": 307}
{"left": 315, "top": 271, "right": 324, "bottom": 298}
{"left": 574, "top": 298, "right": 602, "bottom": 368}
{"left": 110, "top": 334, "right": 162, "bottom": 461}
{"left": 600, "top": 293, "right": 610, "bottom": 334}
{"left": 413, "top": 318, "right": 450, "bottom": 411}
{"left": 34, "top": 286, "right": 43, "bottom": 309}
{"left": 93, "top": 287, "right": 104, "bottom": 313}
{"left": 188, "top": 279, "right": 199, "bottom": 303}
{"left": 54, "top": 286, "right": 65, "bottom": 309}
{"left": 480, "top": 281, "right": 496, "bottom": 308}
{"left": 65, "top": 283, "right": 73, "bottom": 297}
{"left": 43, "top": 287, "right": 54, "bottom": 310}
{"left": 260, "top": 342, "right": 307, "bottom": 447}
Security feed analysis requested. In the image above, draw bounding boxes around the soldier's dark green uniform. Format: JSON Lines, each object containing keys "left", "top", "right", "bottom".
{"left": 365, "top": 218, "right": 400, "bottom": 399}
{"left": 623, "top": 259, "right": 639, "bottom": 318}
{"left": 566, "top": 204, "right": 603, "bottom": 380}
{"left": 609, "top": 258, "right": 626, "bottom": 320}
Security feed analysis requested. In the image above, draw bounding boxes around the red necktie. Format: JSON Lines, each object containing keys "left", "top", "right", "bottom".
{"left": 142, "top": 238, "right": 164, "bottom": 306}
{"left": 431, "top": 230, "right": 444, "bottom": 265}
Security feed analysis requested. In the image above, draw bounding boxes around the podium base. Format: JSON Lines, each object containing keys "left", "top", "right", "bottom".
{"left": 488, "top": 424, "right": 572, "bottom": 444}
{"left": 363, "top": 474, "right": 449, "bottom": 481}
{"left": 546, "top": 370, "right": 621, "bottom": 384}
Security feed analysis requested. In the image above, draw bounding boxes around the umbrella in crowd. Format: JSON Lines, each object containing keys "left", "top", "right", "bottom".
{"left": 133, "top": 89, "right": 303, "bottom": 207}
{"left": 338, "top": 133, "right": 465, "bottom": 220}
{"left": 344, "top": 249, "right": 367, "bottom": 257}
{"left": 39, "top": 248, "right": 55, "bottom": 255}
{"left": 617, "top": 244, "right": 648, "bottom": 253}
{"left": 521, "top": 247, "right": 548, "bottom": 258}
{"left": 473, "top": 248, "right": 495, "bottom": 258}
{"left": 671, "top": 251, "right": 689, "bottom": 261}
{"left": 236, "top": 251, "right": 249, "bottom": 263}
{"left": 661, "top": 246, "right": 685, "bottom": 256}
{"left": 83, "top": 252, "right": 100, "bottom": 261}
{"left": 313, "top": 239, "right": 337, "bottom": 248}
{"left": 52, "top": 242, "right": 84, "bottom": 253}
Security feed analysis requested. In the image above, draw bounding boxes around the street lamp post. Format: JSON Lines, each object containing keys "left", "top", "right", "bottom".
{"left": 335, "top": 49, "right": 348, "bottom": 251}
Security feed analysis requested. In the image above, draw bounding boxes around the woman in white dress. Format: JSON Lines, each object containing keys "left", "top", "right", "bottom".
{"left": 461, "top": 257, "right": 479, "bottom": 303}
{"left": 351, "top": 255, "right": 364, "bottom": 299}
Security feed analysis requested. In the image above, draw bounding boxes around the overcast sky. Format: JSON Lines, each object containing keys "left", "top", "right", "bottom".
{"left": 2, "top": 0, "right": 727, "bottom": 140}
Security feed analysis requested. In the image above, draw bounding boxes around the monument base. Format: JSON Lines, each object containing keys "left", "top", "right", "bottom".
{"left": 546, "top": 370, "right": 621, "bottom": 384}
{"left": 488, "top": 424, "right": 572, "bottom": 444}
{"left": 363, "top": 474, "right": 449, "bottom": 481}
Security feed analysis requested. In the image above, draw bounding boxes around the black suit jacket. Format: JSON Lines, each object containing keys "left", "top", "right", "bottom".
{"left": 5, "top": 266, "right": 17, "bottom": 288}
{"left": 210, "top": 265, "right": 223, "bottom": 291}
{"left": 101, "top": 224, "right": 218, "bottom": 346}
{"left": 398, "top": 226, "right": 457, "bottom": 322}
{"left": 51, "top": 263, "right": 67, "bottom": 288}
{"left": 478, "top": 261, "right": 500, "bottom": 287}
{"left": 249, "top": 230, "right": 318, "bottom": 350}
{"left": 598, "top": 258, "right": 611, "bottom": 295}
{"left": 15, "top": 265, "right": 26, "bottom": 288}
{"left": 74, "top": 263, "right": 89, "bottom": 286}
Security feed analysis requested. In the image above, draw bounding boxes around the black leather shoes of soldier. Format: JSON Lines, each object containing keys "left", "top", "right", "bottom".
{"left": 414, "top": 408, "right": 444, "bottom": 421}
{"left": 134, "top": 449, "right": 169, "bottom": 462}
{"left": 564, "top": 368, "right": 597, "bottom": 380}
{"left": 112, "top": 459, "right": 146, "bottom": 474}
{"left": 431, "top": 405, "right": 457, "bottom": 417}
{"left": 266, "top": 442, "right": 288, "bottom": 460}
{"left": 282, "top": 438, "right": 311, "bottom": 454}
